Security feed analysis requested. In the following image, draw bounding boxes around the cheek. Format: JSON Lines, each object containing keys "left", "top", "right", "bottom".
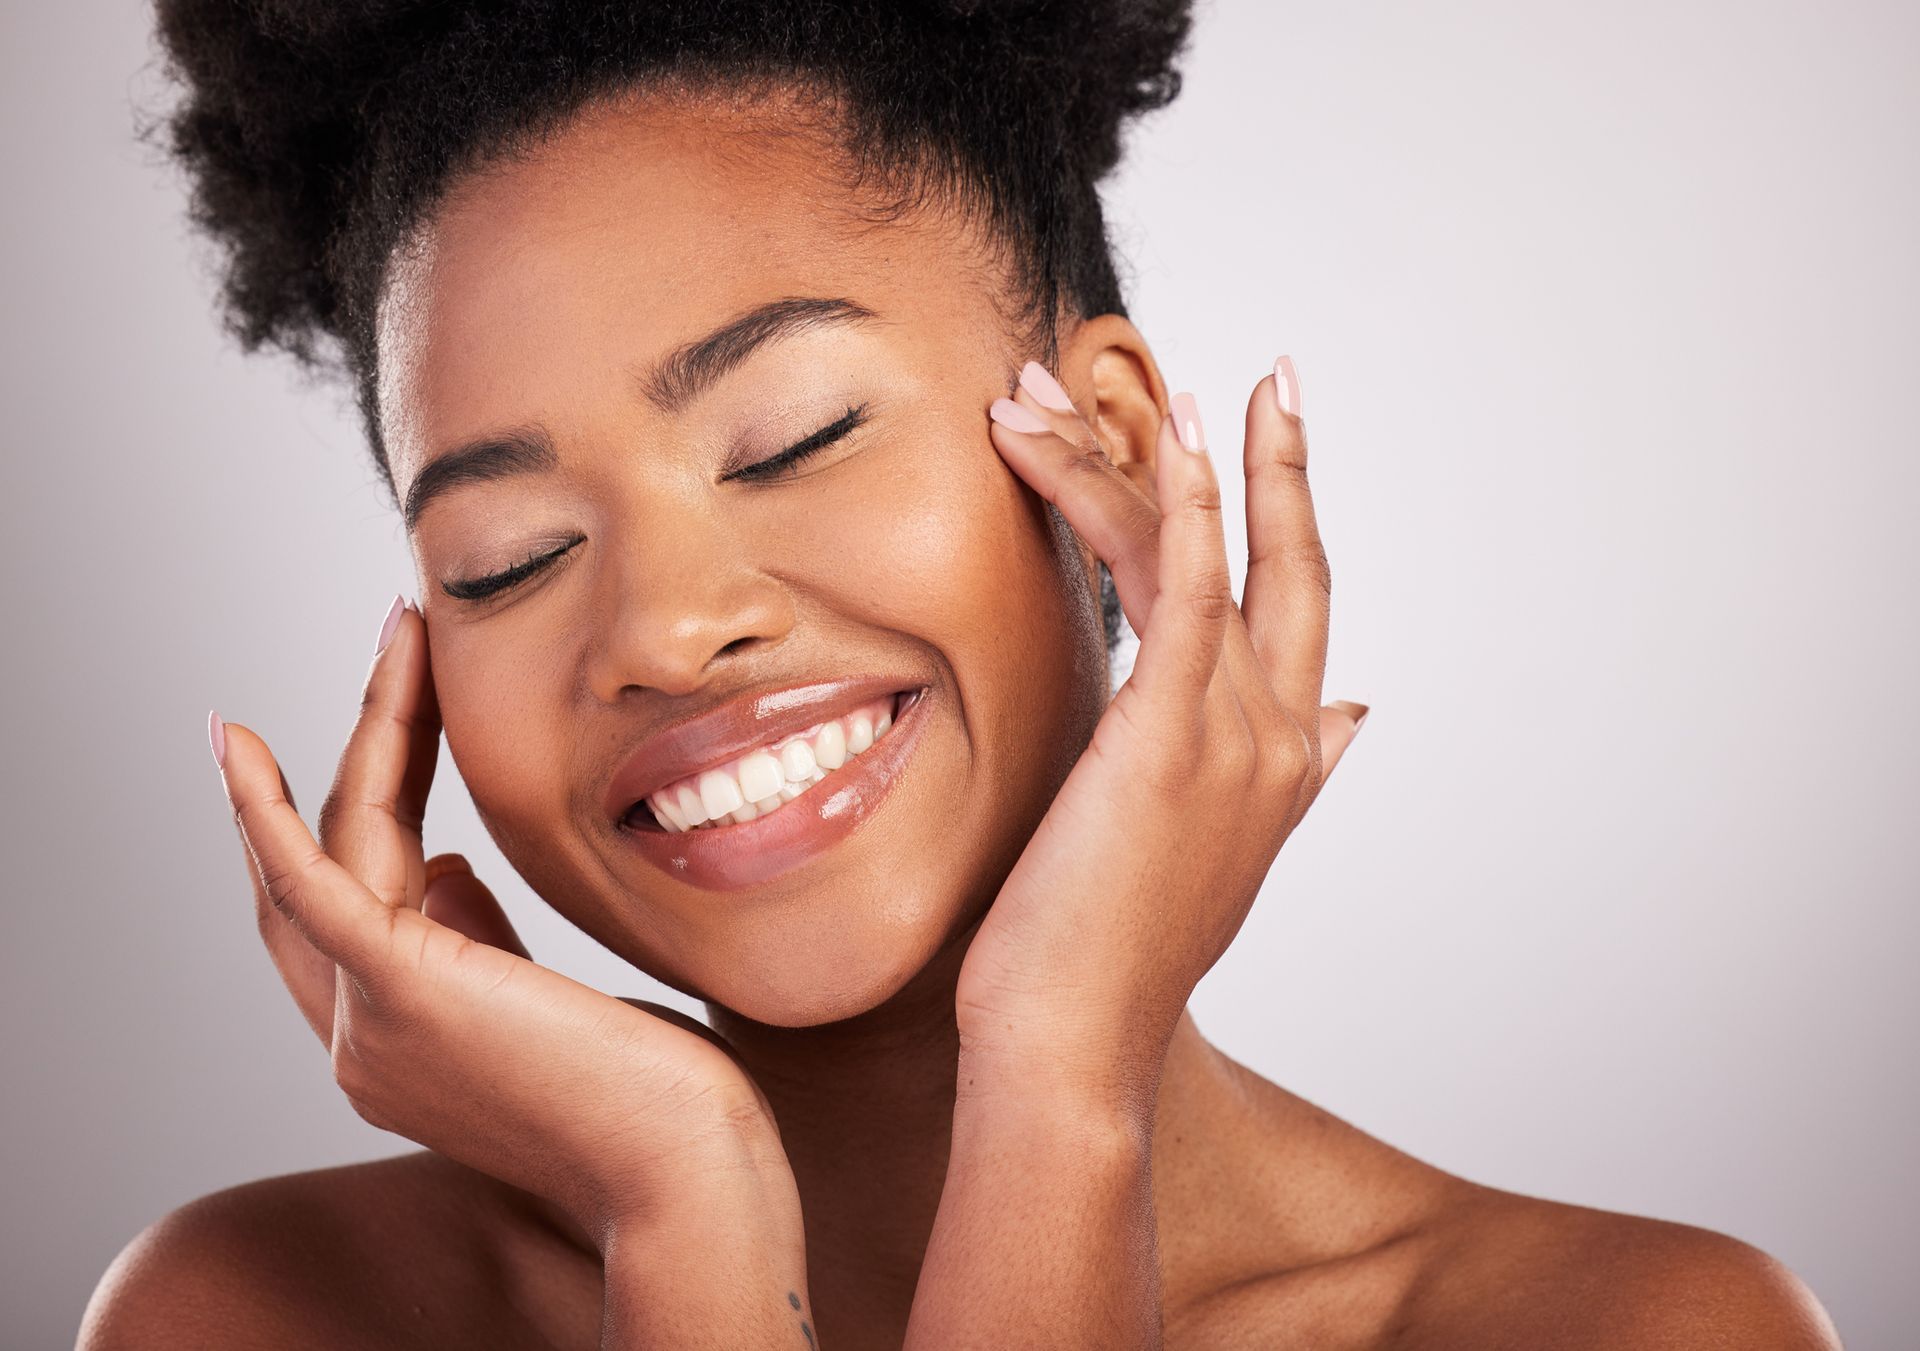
{"left": 799, "top": 428, "right": 1107, "bottom": 778}
{"left": 816, "top": 431, "right": 1084, "bottom": 651}
{"left": 427, "top": 630, "right": 574, "bottom": 856}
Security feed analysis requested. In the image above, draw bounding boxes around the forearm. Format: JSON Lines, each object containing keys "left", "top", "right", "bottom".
{"left": 903, "top": 1050, "right": 1163, "bottom": 1350}
{"left": 601, "top": 1218, "right": 815, "bottom": 1350}
{"left": 598, "top": 1134, "right": 818, "bottom": 1350}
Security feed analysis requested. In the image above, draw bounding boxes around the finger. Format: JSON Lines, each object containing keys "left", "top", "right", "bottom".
{"left": 317, "top": 596, "right": 442, "bottom": 912}
{"left": 1317, "top": 701, "right": 1369, "bottom": 782}
{"left": 997, "top": 374, "right": 1283, "bottom": 778}
{"left": 1127, "top": 400, "right": 1233, "bottom": 712}
{"left": 1241, "top": 359, "right": 1332, "bottom": 722}
{"left": 210, "top": 711, "right": 339, "bottom": 1043}
{"left": 988, "top": 388, "right": 1163, "bottom": 633}
{"left": 419, "top": 854, "right": 531, "bottom": 960}
{"left": 253, "top": 865, "right": 340, "bottom": 1045}
{"left": 217, "top": 718, "right": 396, "bottom": 970}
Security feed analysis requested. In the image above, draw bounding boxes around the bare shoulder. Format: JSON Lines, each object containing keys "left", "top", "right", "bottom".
{"left": 1399, "top": 1186, "right": 1845, "bottom": 1349}
{"left": 1161, "top": 1053, "right": 1842, "bottom": 1350}
{"left": 77, "top": 1150, "right": 600, "bottom": 1351}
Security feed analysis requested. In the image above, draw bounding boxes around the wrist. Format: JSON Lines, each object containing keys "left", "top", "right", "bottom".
{"left": 600, "top": 1178, "right": 813, "bottom": 1351}
{"left": 591, "top": 1109, "right": 800, "bottom": 1253}
{"left": 954, "top": 1035, "right": 1164, "bottom": 1142}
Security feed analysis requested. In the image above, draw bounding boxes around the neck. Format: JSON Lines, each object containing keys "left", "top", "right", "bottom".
{"left": 510, "top": 913, "right": 1244, "bottom": 1326}
{"left": 701, "top": 912, "right": 975, "bottom": 1291}
{"left": 699, "top": 913, "right": 1231, "bottom": 1312}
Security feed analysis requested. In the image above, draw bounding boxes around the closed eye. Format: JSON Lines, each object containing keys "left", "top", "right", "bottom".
{"left": 726, "top": 402, "right": 870, "bottom": 483}
{"left": 440, "top": 404, "right": 869, "bottom": 603}
{"left": 442, "top": 537, "right": 583, "bottom": 602}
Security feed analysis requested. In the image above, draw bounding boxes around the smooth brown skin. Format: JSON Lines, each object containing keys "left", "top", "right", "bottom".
{"left": 82, "top": 87, "right": 1841, "bottom": 1348}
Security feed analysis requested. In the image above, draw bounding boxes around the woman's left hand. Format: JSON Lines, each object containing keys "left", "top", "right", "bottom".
{"left": 957, "top": 359, "right": 1365, "bottom": 1112}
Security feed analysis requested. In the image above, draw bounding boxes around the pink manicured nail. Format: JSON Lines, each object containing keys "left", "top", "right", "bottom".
{"left": 1171, "top": 392, "right": 1207, "bottom": 454}
{"left": 989, "top": 397, "right": 1050, "bottom": 434}
{"left": 1018, "top": 361, "right": 1075, "bottom": 412}
{"left": 1273, "top": 355, "right": 1302, "bottom": 417}
{"left": 207, "top": 709, "right": 226, "bottom": 769}
{"left": 374, "top": 593, "right": 407, "bottom": 655}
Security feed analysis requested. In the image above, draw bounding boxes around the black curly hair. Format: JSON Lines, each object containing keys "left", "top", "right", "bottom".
{"left": 145, "top": 0, "right": 1195, "bottom": 655}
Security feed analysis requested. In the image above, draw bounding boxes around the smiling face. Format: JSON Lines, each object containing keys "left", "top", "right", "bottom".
{"left": 375, "top": 87, "right": 1117, "bottom": 1026}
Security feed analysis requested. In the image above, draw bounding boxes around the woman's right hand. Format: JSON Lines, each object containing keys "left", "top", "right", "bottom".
{"left": 207, "top": 596, "right": 801, "bottom": 1255}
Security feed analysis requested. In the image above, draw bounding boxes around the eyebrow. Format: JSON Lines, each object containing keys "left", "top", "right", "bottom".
{"left": 638, "top": 295, "right": 880, "bottom": 414}
{"left": 402, "top": 428, "right": 557, "bottom": 531}
{"left": 402, "top": 294, "right": 880, "bottom": 531}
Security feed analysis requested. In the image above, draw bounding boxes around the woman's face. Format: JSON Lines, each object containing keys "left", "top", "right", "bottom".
{"left": 376, "top": 91, "right": 1114, "bottom": 1026}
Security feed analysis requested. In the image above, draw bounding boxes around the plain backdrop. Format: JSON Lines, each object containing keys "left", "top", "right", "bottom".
{"left": 4, "top": 1, "right": 1915, "bottom": 1345}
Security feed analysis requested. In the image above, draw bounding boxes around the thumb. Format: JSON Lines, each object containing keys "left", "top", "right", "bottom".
{"left": 421, "top": 854, "right": 532, "bottom": 960}
{"left": 1318, "top": 701, "right": 1369, "bottom": 782}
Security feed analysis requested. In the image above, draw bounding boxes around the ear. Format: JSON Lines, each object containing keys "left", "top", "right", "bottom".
{"left": 1056, "top": 313, "right": 1170, "bottom": 501}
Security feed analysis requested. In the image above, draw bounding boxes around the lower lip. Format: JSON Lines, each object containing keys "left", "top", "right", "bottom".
{"left": 613, "top": 686, "right": 932, "bottom": 891}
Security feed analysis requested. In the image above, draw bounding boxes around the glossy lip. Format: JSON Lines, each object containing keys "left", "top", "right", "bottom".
{"left": 600, "top": 673, "right": 925, "bottom": 823}
{"left": 612, "top": 683, "right": 933, "bottom": 891}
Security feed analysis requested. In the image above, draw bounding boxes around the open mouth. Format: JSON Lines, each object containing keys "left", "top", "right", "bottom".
{"left": 621, "top": 687, "right": 925, "bottom": 834}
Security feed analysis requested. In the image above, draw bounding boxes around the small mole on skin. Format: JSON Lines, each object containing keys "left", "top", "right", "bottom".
{"left": 788, "top": 1290, "right": 802, "bottom": 1309}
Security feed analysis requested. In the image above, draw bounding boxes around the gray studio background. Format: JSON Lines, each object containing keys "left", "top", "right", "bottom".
{"left": 4, "top": 1, "right": 1915, "bottom": 1345}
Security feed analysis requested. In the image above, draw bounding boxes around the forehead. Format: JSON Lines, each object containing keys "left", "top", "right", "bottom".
{"left": 376, "top": 89, "right": 999, "bottom": 483}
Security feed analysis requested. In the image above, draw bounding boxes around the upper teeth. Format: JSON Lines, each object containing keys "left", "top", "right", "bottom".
{"left": 643, "top": 694, "right": 900, "bottom": 832}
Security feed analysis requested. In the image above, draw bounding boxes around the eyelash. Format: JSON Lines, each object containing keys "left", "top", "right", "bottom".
{"left": 442, "top": 403, "right": 869, "bottom": 602}
{"left": 725, "top": 401, "right": 870, "bottom": 483}
{"left": 442, "top": 537, "right": 584, "bottom": 602}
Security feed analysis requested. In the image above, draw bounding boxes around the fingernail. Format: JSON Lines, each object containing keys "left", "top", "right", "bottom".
{"left": 374, "top": 593, "right": 407, "bottom": 655}
{"left": 1171, "top": 391, "right": 1207, "bottom": 454}
{"left": 1349, "top": 703, "right": 1370, "bottom": 735}
{"left": 207, "top": 709, "right": 226, "bottom": 769}
{"left": 1273, "top": 355, "right": 1302, "bottom": 417}
{"left": 1018, "top": 361, "right": 1075, "bottom": 412}
{"left": 989, "top": 397, "right": 1050, "bottom": 433}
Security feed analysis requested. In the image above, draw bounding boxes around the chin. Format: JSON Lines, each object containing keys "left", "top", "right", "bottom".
{"left": 674, "top": 878, "right": 985, "bottom": 1030}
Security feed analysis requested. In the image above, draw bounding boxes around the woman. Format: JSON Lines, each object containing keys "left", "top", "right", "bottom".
{"left": 83, "top": 1, "right": 1840, "bottom": 1346}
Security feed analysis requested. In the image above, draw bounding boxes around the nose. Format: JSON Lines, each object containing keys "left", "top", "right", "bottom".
{"left": 584, "top": 514, "right": 794, "bottom": 701}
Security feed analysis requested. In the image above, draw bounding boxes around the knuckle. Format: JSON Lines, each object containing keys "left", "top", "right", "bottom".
{"left": 1293, "top": 539, "right": 1333, "bottom": 599}
{"left": 1182, "top": 560, "right": 1236, "bottom": 622}
{"left": 1187, "top": 589, "right": 1236, "bottom": 627}
{"left": 1256, "top": 536, "right": 1331, "bottom": 604}
{"left": 1177, "top": 477, "right": 1223, "bottom": 518}
{"left": 316, "top": 785, "right": 349, "bottom": 846}
{"left": 1061, "top": 441, "right": 1118, "bottom": 489}
{"left": 1216, "top": 730, "right": 1258, "bottom": 785}
{"left": 1272, "top": 719, "right": 1319, "bottom": 803}
{"left": 1252, "top": 452, "right": 1310, "bottom": 486}
{"left": 1120, "top": 501, "right": 1161, "bottom": 555}
{"left": 255, "top": 856, "right": 304, "bottom": 916}
{"left": 1284, "top": 714, "right": 1316, "bottom": 768}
